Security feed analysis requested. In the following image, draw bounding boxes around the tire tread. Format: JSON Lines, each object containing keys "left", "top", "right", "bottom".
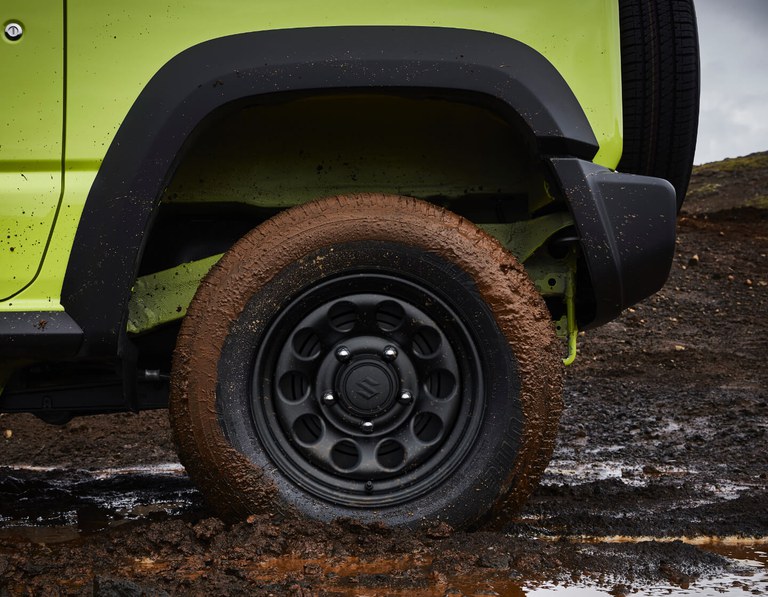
{"left": 618, "top": 0, "right": 700, "bottom": 208}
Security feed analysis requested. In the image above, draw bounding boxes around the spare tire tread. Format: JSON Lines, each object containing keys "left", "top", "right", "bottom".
{"left": 618, "top": 0, "right": 700, "bottom": 208}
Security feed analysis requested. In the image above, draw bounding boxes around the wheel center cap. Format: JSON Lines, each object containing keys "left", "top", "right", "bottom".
{"left": 340, "top": 359, "right": 397, "bottom": 415}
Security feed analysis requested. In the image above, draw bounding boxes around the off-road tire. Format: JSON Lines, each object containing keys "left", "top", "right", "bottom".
{"left": 170, "top": 194, "right": 563, "bottom": 529}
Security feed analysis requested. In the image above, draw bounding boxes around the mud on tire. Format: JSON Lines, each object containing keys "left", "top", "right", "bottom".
{"left": 170, "top": 194, "right": 562, "bottom": 529}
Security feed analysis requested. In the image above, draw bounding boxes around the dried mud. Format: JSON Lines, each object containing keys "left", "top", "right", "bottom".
{"left": 0, "top": 155, "right": 766, "bottom": 595}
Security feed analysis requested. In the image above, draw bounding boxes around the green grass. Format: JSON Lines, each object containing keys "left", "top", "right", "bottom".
{"left": 694, "top": 151, "right": 768, "bottom": 174}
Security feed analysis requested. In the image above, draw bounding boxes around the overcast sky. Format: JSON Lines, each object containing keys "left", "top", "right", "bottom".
{"left": 694, "top": 0, "right": 768, "bottom": 164}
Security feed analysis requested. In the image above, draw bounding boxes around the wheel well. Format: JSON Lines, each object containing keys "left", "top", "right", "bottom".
{"left": 140, "top": 92, "right": 539, "bottom": 275}
{"left": 134, "top": 92, "right": 565, "bottom": 372}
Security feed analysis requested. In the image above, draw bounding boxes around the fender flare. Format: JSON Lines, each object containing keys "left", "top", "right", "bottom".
{"left": 61, "top": 26, "right": 599, "bottom": 356}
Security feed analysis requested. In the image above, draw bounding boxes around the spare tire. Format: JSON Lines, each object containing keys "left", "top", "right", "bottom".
{"left": 618, "top": 0, "right": 700, "bottom": 209}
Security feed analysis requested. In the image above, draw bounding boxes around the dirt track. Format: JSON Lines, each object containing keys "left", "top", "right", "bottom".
{"left": 0, "top": 154, "right": 766, "bottom": 595}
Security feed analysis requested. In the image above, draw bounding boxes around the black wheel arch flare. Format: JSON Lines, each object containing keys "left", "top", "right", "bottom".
{"left": 61, "top": 25, "right": 603, "bottom": 358}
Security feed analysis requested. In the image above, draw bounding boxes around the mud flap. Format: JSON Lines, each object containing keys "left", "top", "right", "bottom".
{"left": 548, "top": 158, "right": 677, "bottom": 328}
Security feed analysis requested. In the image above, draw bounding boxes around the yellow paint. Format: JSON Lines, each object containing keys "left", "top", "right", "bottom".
{"left": 0, "top": 1, "right": 64, "bottom": 299}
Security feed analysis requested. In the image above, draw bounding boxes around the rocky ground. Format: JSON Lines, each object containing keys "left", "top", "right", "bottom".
{"left": 0, "top": 154, "right": 765, "bottom": 595}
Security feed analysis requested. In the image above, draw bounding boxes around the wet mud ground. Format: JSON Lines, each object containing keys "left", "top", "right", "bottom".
{"left": 0, "top": 155, "right": 766, "bottom": 595}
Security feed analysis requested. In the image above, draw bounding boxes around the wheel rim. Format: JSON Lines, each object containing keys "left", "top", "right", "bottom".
{"left": 250, "top": 272, "right": 486, "bottom": 508}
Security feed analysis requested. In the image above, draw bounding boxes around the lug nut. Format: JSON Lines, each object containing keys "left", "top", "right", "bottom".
{"left": 399, "top": 390, "right": 413, "bottom": 404}
{"left": 335, "top": 346, "right": 351, "bottom": 362}
{"left": 382, "top": 345, "right": 398, "bottom": 361}
{"left": 361, "top": 421, "right": 374, "bottom": 434}
{"left": 322, "top": 391, "right": 336, "bottom": 405}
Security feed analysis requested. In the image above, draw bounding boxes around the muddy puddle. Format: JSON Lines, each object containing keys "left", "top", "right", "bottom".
{"left": 241, "top": 541, "right": 767, "bottom": 596}
{"left": 0, "top": 463, "right": 198, "bottom": 544}
{"left": 0, "top": 464, "right": 764, "bottom": 596}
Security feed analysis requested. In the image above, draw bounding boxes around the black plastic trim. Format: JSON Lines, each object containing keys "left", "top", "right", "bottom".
{"left": 548, "top": 158, "right": 677, "bottom": 328}
{"left": 0, "top": 380, "right": 168, "bottom": 421}
{"left": 0, "top": 312, "right": 83, "bottom": 358}
{"left": 61, "top": 25, "right": 598, "bottom": 357}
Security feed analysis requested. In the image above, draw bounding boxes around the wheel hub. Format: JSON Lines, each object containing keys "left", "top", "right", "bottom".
{"left": 338, "top": 358, "right": 397, "bottom": 416}
{"left": 315, "top": 335, "right": 419, "bottom": 435}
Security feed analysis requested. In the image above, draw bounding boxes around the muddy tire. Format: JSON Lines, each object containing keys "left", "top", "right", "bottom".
{"left": 170, "top": 194, "right": 562, "bottom": 529}
{"left": 618, "top": 0, "right": 700, "bottom": 208}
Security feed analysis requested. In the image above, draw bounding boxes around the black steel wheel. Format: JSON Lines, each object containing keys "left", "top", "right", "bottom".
{"left": 170, "top": 194, "right": 563, "bottom": 528}
{"left": 249, "top": 271, "right": 485, "bottom": 507}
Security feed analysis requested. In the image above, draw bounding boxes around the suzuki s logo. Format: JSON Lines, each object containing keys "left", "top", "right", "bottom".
{"left": 354, "top": 377, "right": 381, "bottom": 401}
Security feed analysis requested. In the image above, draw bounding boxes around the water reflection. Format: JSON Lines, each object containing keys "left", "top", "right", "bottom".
{"left": 0, "top": 464, "right": 764, "bottom": 595}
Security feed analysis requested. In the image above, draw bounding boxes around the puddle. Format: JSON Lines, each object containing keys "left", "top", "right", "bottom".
{"left": 543, "top": 459, "right": 691, "bottom": 486}
{"left": 547, "top": 537, "right": 768, "bottom": 596}
{"left": 542, "top": 458, "right": 755, "bottom": 504}
{"left": 0, "top": 464, "right": 764, "bottom": 596}
{"left": 122, "top": 541, "right": 766, "bottom": 596}
{"left": 0, "top": 463, "right": 199, "bottom": 543}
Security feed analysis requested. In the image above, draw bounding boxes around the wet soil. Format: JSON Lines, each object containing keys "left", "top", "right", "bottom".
{"left": 0, "top": 154, "right": 766, "bottom": 595}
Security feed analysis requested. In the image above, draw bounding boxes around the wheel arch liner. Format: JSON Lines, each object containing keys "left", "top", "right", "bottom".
{"left": 61, "top": 25, "right": 598, "bottom": 356}
{"left": 549, "top": 158, "right": 677, "bottom": 328}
